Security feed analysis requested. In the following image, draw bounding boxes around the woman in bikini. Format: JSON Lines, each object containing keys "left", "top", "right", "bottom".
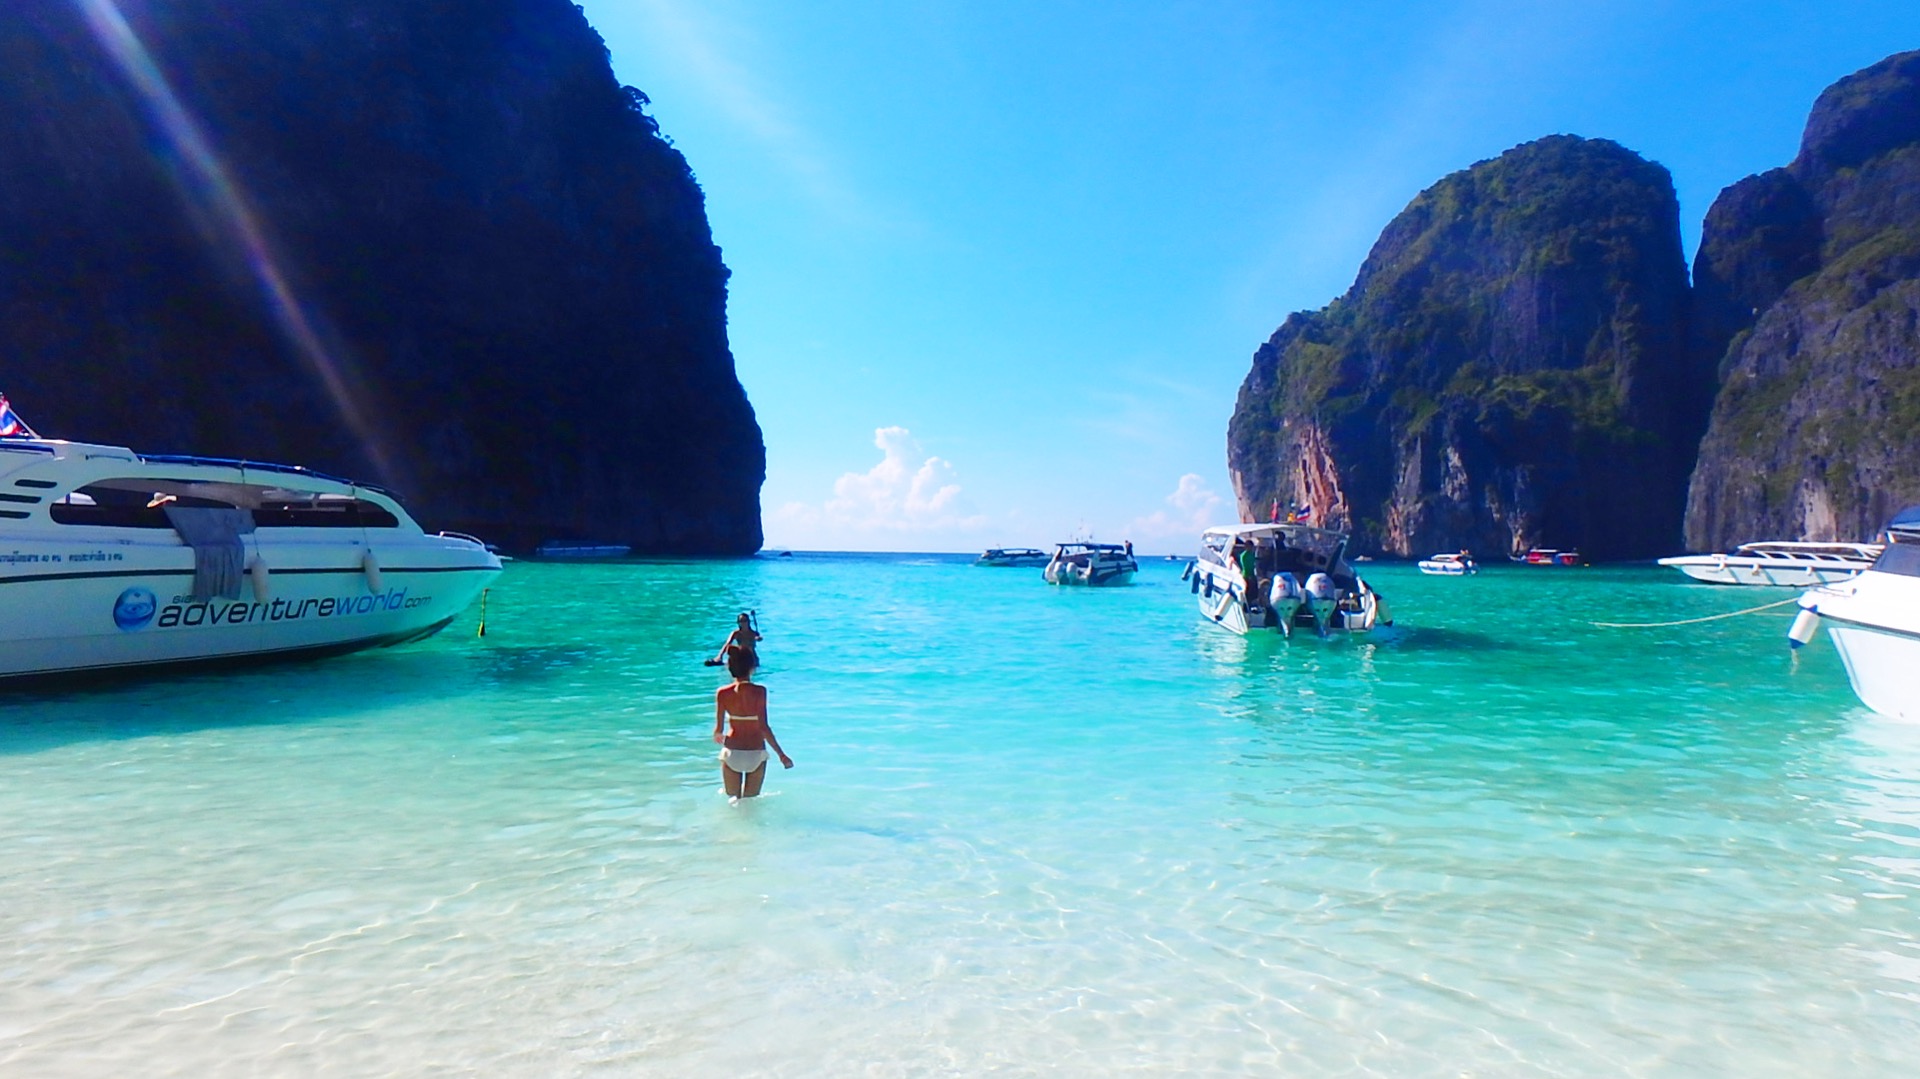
{"left": 713, "top": 645, "right": 791, "bottom": 799}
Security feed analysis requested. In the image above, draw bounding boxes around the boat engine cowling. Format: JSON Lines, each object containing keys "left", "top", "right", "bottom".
{"left": 1303, "top": 572, "right": 1339, "bottom": 636}
{"left": 1269, "top": 573, "right": 1304, "bottom": 636}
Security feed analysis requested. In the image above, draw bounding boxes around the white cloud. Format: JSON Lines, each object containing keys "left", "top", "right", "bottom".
{"left": 1125, "top": 473, "right": 1225, "bottom": 548}
{"left": 772, "top": 427, "right": 987, "bottom": 542}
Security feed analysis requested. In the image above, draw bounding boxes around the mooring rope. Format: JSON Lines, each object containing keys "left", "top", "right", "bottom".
{"left": 1591, "top": 595, "right": 1802, "bottom": 628}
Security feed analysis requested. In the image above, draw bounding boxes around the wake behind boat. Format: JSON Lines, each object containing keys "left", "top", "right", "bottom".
{"left": 1789, "top": 508, "right": 1920, "bottom": 720}
{"left": 0, "top": 433, "right": 500, "bottom": 681}
{"left": 1187, "top": 523, "right": 1387, "bottom": 636}
{"left": 1658, "top": 540, "right": 1880, "bottom": 586}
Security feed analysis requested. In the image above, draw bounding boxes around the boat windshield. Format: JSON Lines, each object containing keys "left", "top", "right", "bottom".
{"left": 1872, "top": 541, "right": 1920, "bottom": 578}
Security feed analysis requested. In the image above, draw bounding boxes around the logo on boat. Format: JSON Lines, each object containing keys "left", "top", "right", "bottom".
{"left": 112, "top": 587, "right": 158, "bottom": 632}
{"left": 150, "top": 587, "right": 432, "bottom": 629}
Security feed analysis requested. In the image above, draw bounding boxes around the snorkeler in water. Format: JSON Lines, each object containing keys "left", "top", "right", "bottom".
{"left": 705, "top": 611, "right": 761, "bottom": 669}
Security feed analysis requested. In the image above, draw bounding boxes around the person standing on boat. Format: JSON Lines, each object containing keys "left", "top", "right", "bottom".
{"left": 706, "top": 611, "right": 760, "bottom": 670}
{"left": 713, "top": 645, "right": 791, "bottom": 799}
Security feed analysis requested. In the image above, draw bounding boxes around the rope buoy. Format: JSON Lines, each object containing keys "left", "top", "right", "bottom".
{"left": 1591, "top": 595, "right": 1801, "bottom": 628}
{"left": 361, "top": 549, "right": 383, "bottom": 594}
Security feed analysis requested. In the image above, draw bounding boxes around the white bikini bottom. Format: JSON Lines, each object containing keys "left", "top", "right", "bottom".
{"left": 720, "top": 747, "right": 767, "bottom": 774}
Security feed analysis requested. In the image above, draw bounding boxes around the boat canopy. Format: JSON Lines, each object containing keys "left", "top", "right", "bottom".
{"left": 1887, "top": 505, "right": 1920, "bottom": 537}
{"left": 1200, "top": 523, "right": 1347, "bottom": 567}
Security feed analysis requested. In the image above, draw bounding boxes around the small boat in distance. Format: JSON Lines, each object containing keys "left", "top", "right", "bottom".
{"left": 533, "top": 541, "right": 631, "bottom": 559}
{"left": 1789, "top": 507, "right": 1920, "bottom": 720}
{"left": 1513, "top": 548, "right": 1582, "bottom": 566}
{"left": 1043, "top": 542, "right": 1137, "bottom": 586}
{"left": 1657, "top": 541, "right": 1880, "bottom": 586}
{"left": 1417, "top": 551, "right": 1477, "bottom": 575}
{"left": 1187, "top": 523, "right": 1387, "bottom": 637}
{"left": 975, "top": 546, "right": 1050, "bottom": 567}
{"left": 0, "top": 431, "right": 500, "bottom": 681}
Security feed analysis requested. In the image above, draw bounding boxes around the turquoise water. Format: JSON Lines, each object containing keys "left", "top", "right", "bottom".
{"left": 3, "top": 555, "right": 1917, "bottom": 1075}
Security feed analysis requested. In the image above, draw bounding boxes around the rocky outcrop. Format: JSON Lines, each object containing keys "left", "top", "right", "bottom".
{"left": 1228, "top": 136, "right": 1702, "bottom": 559}
{"left": 1685, "top": 50, "right": 1920, "bottom": 549}
{"left": 0, "top": 0, "right": 763, "bottom": 554}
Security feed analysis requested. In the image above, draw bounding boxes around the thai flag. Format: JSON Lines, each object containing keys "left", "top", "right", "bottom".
{"left": 1294, "top": 503, "right": 1313, "bottom": 521}
{"left": 0, "top": 395, "right": 38, "bottom": 439}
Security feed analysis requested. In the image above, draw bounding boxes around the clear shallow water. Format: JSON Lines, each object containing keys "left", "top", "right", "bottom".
{"left": 2, "top": 555, "right": 1918, "bottom": 1076}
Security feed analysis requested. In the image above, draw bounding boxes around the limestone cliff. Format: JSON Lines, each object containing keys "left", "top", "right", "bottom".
{"left": 1228, "top": 136, "right": 1701, "bottom": 560}
{"left": 0, "top": 0, "right": 764, "bottom": 554}
{"left": 1685, "top": 50, "right": 1920, "bottom": 549}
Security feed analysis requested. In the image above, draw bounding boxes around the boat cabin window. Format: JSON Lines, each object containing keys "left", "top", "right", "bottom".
{"left": 49, "top": 479, "right": 399, "bottom": 529}
{"left": 1873, "top": 541, "right": 1920, "bottom": 578}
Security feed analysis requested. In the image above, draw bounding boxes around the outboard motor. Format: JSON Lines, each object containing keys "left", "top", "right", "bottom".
{"left": 1268, "top": 572, "right": 1304, "bottom": 638}
{"left": 1303, "top": 572, "right": 1339, "bottom": 637}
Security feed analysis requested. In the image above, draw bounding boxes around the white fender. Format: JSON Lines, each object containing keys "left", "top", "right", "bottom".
{"left": 362, "top": 549, "right": 383, "bottom": 594}
{"left": 1787, "top": 607, "right": 1819, "bottom": 649}
{"left": 248, "top": 555, "right": 271, "bottom": 603}
{"left": 1210, "top": 587, "right": 1236, "bottom": 623}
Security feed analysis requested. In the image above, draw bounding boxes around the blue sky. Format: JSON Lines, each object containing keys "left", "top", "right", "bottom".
{"left": 577, "top": 0, "right": 1920, "bottom": 553}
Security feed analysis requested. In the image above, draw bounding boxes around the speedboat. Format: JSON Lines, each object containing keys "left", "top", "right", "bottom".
{"left": 1789, "top": 507, "right": 1920, "bottom": 720}
{"left": 1042, "top": 542, "right": 1137, "bottom": 586}
{"left": 975, "top": 546, "right": 1050, "bottom": 567}
{"left": 1186, "top": 523, "right": 1388, "bottom": 637}
{"left": 1513, "top": 548, "right": 1581, "bottom": 566}
{"left": 1657, "top": 541, "right": 1880, "bottom": 586}
{"left": 0, "top": 435, "right": 500, "bottom": 681}
{"left": 1417, "top": 551, "right": 1476, "bottom": 575}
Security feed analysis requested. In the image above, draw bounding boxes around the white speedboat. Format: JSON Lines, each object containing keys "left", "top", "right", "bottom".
{"left": 1789, "top": 508, "right": 1920, "bottom": 721}
{"left": 1042, "top": 542, "right": 1137, "bottom": 586}
{"left": 1417, "top": 551, "right": 1476, "bottom": 575}
{"left": 0, "top": 436, "right": 500, "bottom": 681}
{"left": 1658, "top": 540, "right": 1880, "bottom": 586}
{"left": 1187, "top": 523, "right": 1388, "bottom": 636}
{"left": 975, "top": 547, "right": 1050, "bottom": 567}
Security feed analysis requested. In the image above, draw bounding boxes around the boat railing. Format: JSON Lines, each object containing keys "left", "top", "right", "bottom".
{"left": 140, "top": 454, "right": 396, "bottom": 496}
{"left": 435, "top": 530, "right": 488, "bottom": 546}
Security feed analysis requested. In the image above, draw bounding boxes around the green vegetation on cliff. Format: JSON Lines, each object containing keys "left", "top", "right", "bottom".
{"left": 1230, "top": 136, "right": 1698, "bottom": 560}
{"left": 1685, "top": 50, "right": 1920, "bottom": 549}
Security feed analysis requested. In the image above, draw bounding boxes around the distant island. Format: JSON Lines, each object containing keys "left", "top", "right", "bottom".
{"left": 1230, "top": 49, "right": 1920, "bottom": 559}
{"left": 0, "top": 0, "right": 764, "bottom": 555}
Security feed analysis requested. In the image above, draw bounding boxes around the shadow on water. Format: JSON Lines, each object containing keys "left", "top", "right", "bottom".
{"left": 0, "top": 640, "right": 602, "bottom": 756}
{"left": 1369, "top": 624, "right": 1516, "bottom": 653}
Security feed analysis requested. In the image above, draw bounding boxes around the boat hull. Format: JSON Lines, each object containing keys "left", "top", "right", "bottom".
{"left": 1417, "top": 560, "right": 1474, "bottom": 575}
{"left": 0, "top": 539, "right": 498, "bottom": 680}
{"left": 1825, "top": 621, "right": 1920, "bottom": 721}
{"left": 1045, "top": 566, "right": 1136, "bottom": 586}
{"left": 1189, "top": 557, "right": 1379, "bottom": 637}
{"left": 1661, "top": 557, "right": 1864, "bottom": 587}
